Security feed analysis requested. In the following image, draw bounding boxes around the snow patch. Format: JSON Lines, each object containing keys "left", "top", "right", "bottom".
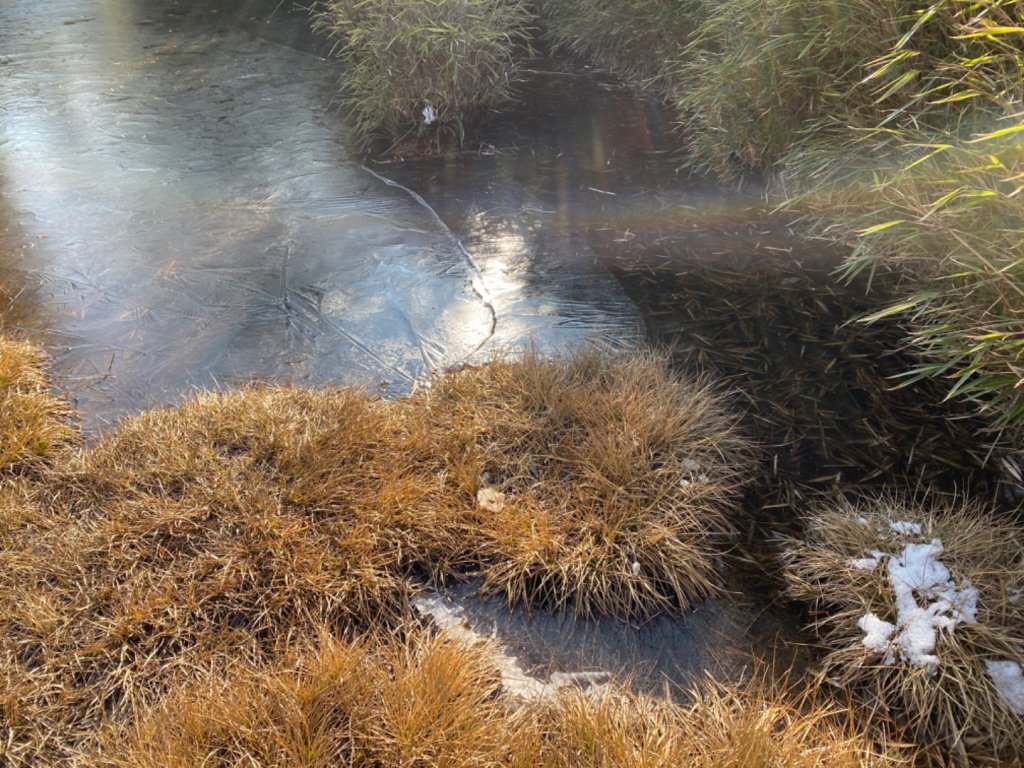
{"left": 986, "top": 660, "right": 1024, "bottom": 714}
{"left": 849, "top": 549, "right": 885, "bottom": 571}
{"left": 857, "top": 613, "right": 896, "bottom": 664}
{"left": 855, "top": 538, "right": 977, "bottom": 670}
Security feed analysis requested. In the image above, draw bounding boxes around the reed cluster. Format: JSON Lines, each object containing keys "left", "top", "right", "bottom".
{"left": 536, "top": 0, "right": 1024, "bottom": 440}
{"left": 535, "top": 0, "right": 696, "bottom": 91}
{"left": 314, "top": 0, "right": 533, "bottom": 151}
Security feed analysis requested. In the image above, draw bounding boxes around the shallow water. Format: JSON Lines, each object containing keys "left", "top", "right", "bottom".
{"left": 0, "top": 0, "right": 808, "bottom": 693}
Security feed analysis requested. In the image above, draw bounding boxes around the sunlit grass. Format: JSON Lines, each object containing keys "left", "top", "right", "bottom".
{"left": 95, "top": 626, "right": 901, "bottom": 768}
{"left": 0, "top": 338, "right": 76, "bottom": 474}
{"left": 775, "top": 2, "right": 1024, "bottom": 437}
{"left": 405, "top": 348, "right": 756, "bottom": 619}
{"left": 0, "top": 344, "right": 756, "bottom": 762}
{"left": 95, "top": 628, "right": 517, "bottom": 768}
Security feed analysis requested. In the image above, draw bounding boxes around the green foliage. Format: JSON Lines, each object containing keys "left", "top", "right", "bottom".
{"left": 780, "top": 2, "right": 1024, "bottom": 433}
{"left": 314, "top": 0, "right": 533, "bottom": 150}
{"left": 536, "top": 0, "right": 698, "bottom": 90}
{"left": 675, "top": 0, "right": 1024, "bottom": 177}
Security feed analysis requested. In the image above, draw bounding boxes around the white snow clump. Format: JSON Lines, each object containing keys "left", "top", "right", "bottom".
{"left": 985, "top": 659, "right": 1024, "bottom": 715}
{"left": 855, "top": 538, "right": 978, "bottom": 670}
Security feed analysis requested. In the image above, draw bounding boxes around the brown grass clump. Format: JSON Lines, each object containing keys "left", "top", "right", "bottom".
{"left": 542, "top": 677, "right": 899, "bottom": 767}
{"left": 783, "top": 493, "right": 1024, "bottom": 764}
{"left": 0, "top": 337, "right": 76, "bottom": 474}
{"left": 94, "top": 627, "right": 525, "bottom": 768}
{"left": 406, "top": 348, "right": 755, "bottom": 620}
{"left": 0, "top": 387, "right": 426, "bottom": 764}
{"left": 0, "top": 348, "right": 758, "bottom": 761}
{"left": 100, "top": 625, "right": 898, "bottom": 768}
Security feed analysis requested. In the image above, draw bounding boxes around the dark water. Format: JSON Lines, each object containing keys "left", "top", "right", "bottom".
{"left": 0, "top": 0, "right": 809, "bottom": 693}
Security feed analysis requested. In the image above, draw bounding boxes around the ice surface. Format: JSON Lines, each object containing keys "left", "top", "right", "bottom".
{"left": 412, "top": 593, "right": 608, "bottom": 701}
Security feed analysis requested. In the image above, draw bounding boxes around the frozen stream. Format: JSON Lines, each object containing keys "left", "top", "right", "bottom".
{"left": 0, "top": 0, "right": 804, "bottom": 694}
{"left": 0, "top": 0, "right": 641, "bottom": 432}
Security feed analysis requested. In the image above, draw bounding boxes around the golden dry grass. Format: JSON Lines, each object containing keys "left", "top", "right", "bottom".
{"left": 93, "top": 627, "right": 521, "bottom": 768}
{"left": 0, "top": 338, "right": 76, "bottom": 474}
{"left": 544, "top": 678, "right": 900, "bottom": 768}
{"left": 783, "top": 493, "right": 1024, "bottom": 764}
{"left": 405, "top": 348, "right": 755, "bottom": 620}
{"left": 0, "top": 387, "right": 420, "bottom": 763}
{"left": 0, "top": 345, "right": 759, "bottom": 762}
{"left": 95, "top": 626, "right": 899, "bottom": 768}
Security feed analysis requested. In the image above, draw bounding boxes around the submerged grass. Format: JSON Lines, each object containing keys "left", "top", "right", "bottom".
{"left": 783, "top": 492, "right": 1024, "bottom": 764}
{"left": 605, "top": 252, "right": 993, "bottom": 518}
{"left": 313, "top": 0, "right": 533, "bottom": 152}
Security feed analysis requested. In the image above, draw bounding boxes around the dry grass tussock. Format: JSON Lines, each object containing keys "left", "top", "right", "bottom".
{"left": 783, "top": 493, "right": 1024, "bottom": 764}
{"left": 405, "top": 348, "right": 755, "bottom": 619}
{"left": 545, "top": 676, "right": 901, "bottom": 768}
{"left": 0, "top": 347, "right": 754, "bottom": 762}
{"left": 0, "top": 387, "right": 424, "bottom": 763}
{"left": 94, "top": 627, "right": 522, "bottom": 768}
{"left": 97, "top": 626, "right": 898, "bottom": 768}
{"left": 0, "top": 337, "right": 76, "bottom": 474}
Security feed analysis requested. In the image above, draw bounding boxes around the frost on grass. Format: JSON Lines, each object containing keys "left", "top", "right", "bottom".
{"left": 854, "top": 538, "right": 977, "bottom": 669}
{"left": 784, "top": 494, "right": 1024, "bottom": 762}
{"left": 986, "top": 660, "right": 1024, "bottom": 715}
